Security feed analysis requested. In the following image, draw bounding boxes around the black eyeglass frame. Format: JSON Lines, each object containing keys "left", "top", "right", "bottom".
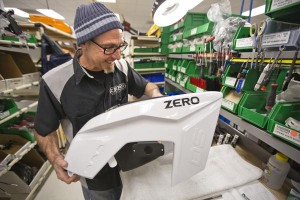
{"left": 90, "top": 40, "right": 128, "bottom": 55}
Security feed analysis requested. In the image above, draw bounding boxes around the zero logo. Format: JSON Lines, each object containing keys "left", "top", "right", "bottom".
{"left": 164, "top": 97, "right": 200, "bottom": 109}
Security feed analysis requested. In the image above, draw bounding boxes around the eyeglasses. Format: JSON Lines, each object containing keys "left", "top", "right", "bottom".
{"left": 90, "top": 40, "right": 128, "bottom": 55}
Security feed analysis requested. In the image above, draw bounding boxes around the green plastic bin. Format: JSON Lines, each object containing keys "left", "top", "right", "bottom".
{"left": 221, "top": 86, "right": 244, "bottom": 114}
{"left": 232, "top": 26, "right": 253, "bottom": 51}
{"left": 265, "top": 0, "right": 300, "bottom": 23}
{"left": 0, "top": 99, "right": 18, "bottom": 122}
{"left": 238, "top": 91, "right": 270, "bottom": 129}
{"left": 267, "top": 102, "right": 300, "bottom": 148}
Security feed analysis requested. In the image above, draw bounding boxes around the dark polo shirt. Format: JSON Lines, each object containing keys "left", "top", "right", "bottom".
{"left": 34, "top": 55, "right": 148, "bottom": 190}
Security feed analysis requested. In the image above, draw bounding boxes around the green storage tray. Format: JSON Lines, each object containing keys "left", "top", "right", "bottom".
{"left": 2, "top": 35, "right": 19, "bottom": 42}
{"left": 134, "top": 47, "right": 154, "bottom": 53}
{"left": 267, "top": 102, "right": 300, "bottom": 148}
{"left": 169, "top": 21, "right": 184, "bottom": 33}
{"left": 184, "top": 12, "right": 209, "bottom": 30}
{"left": 238, "top": 91, "right": 270, "bottom": 128}
{"left": 0, "top": 98, "right": 18, "bottom": 122}
{"left": 0, "top": 112, "right": 36, "bottom": 142}
{"left": 160, "top": 33, "right": 170, "bottom": 44}
{"left": 169, "top": 33, "right": 183, "bottom": 43}
{"left": 168, "top": 47, "right": 182, "bottom": 54}
{"left": 162, "top": 26, "right": 170, "bottom": 34}
{"left": 183, "top": 22, "right": 214, "bottom": 39}
{"left": 222, "top": 63, "right": 260, "bottom": 91}
{"left": 181, "top": 61, "right": 200, "bottom": 77}
{"left": 134, "top": 62, "right": 153, "bottom": 69}
{"left": 232, "top": 26, "right": 253, "bottom": 51}
{"left": 165, "top": 59, "right": 174, "bottom": 69}
{"left": 221, "top": 86, "right": 244, "bottom": 114}
{"left": 185, "top": 77, "right": 197, "bottom": 92}
{"left": 152, "top": 61, "right": 164, "bottom": 68}
{"left": 159, "top": 44, "right": 169, "bottom": 55}
{"left": 265, "top": 0, "right": 300, "bottom": 23}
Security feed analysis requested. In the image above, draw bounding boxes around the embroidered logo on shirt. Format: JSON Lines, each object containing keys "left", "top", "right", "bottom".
{"left": 109, "top": 83, "right": 126, "bottom": 95}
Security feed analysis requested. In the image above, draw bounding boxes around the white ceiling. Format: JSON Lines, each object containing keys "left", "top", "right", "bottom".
{"left": 3, "top": 0, "right": 266, "bottom": 33}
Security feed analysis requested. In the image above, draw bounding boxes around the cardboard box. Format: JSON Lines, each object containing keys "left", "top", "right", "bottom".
{"left": 0, "top": 53, "right": 23, "bottom": 79}
{"left": 0, "top": 134, "right": 47, "bottom": 199}
{"left": 0, "top": 51, "right": 38, "bottom": 74}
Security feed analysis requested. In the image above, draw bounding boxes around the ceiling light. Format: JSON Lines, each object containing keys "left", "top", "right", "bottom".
{"left": 242, "top": 5, "right": 266, "bottom": 17}
{"left": 4, "top": 7, "right": 30, "bottom": 18}
{"left": 36, "top": 9, "right": 65, "bottom": 20}
{"left": 96, "top": 0, "right": 116, "bottom": 3}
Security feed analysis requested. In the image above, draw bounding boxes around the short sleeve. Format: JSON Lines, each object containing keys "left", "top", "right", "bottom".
{"left": 127, "top": 62, "right": 148, "bottom": 98}
{"left": 34, "top": 79, "right": 64, "bottom": 136}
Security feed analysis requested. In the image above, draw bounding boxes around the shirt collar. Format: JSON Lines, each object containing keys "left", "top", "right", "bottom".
{"left": 73, "top": 51, "right": 94, "bottom": 85}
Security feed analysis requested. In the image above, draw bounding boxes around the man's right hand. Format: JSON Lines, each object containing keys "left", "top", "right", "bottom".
{"left": 52, "top": 154, "right": 80, "bottom": 184}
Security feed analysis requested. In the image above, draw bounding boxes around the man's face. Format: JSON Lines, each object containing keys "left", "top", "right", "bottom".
{"left": 83, "top": 29, "right": 125, "bottom": 71}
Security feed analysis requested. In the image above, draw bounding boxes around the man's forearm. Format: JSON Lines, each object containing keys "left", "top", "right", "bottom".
{"left": 144, "top": 82, "right": 163, "bottom": 97}
{"left": 34, "top": 131, "right": 62, "bottom": 165}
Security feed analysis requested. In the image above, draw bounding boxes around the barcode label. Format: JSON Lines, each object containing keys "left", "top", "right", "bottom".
{"left": 190, "top": 46, "right": 196, "bottom": 51}
{"left": 225, "top": 77, "right": 237, "bottom": 87}
{"left": 271, "top": 0, "right": 300, "bottom": 11}
{"left": 262, "top": 31, "right": 290, "bottom": 46}
{"left": 273, "top": 124, "right": 300, "bottom": 145}
{"left": 222, "top": 99, "right": 234, "bottom": 111}
{"left": 191, "top": 28, "right": 197, "bottom": 35}
{"left": 236, "top": 37, "right": 254, "bottom": 48}
{"left": 0, "top": 111, "right": 10, "bottom": 120}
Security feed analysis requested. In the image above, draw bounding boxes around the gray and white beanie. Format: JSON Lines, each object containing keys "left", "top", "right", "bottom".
{"left": 74, "top": 2, "right": 124, "bottom": 45}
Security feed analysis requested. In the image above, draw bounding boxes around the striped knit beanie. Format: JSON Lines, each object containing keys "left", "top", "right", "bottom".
{"left": 74, "top": 2, "right": 123, "bottom": 45}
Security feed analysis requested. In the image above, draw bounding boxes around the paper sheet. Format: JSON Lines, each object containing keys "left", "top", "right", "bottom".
{"left": 120, "top": 145, "right": 263, "bottom": 200}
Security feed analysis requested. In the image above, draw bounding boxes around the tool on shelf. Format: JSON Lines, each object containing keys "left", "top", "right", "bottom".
{"left": 250, "top": 20, "right": 267, "bottom": 69}
{"left": 260, "top": 45, "right": 285, "bottom": 91}
{"left": 282, "top": 48, "right": 299, "bottom": 91}
{"left": 265, "top": 83, "right": 278, "bottom": 114}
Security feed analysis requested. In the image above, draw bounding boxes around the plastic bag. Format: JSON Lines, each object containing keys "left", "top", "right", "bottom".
{"left": 207, "top": 0, "right": 232, "bottom": 23}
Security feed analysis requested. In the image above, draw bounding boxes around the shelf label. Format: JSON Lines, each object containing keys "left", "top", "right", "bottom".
{"left": 180, "top": 81, "right": 185, "bottom": 87}
{"left": 225, "top": 77, "right": 237, "bottom": 87}
{"left": 181, "top": 67, "right": 186, "bottom": 73}
{"left": 171, "top": 77, "right": 175, "bottom": 81}
{"left": 190, "top": 46, "right": 196, "bottom": 52}
{"left": 0, "top": 110, "right": 10, "bottom": 120}
{"left": 273, "top": 124, "right": 300, "bottom": 145}
{"left": 262, "top": 31, "right": 290, "bottom": 46}
{"left": 159, "top": 48, "right": 161, "bottom": 53}
{"left": 164, "top": 63, "right": 168, "bottom": 68}
{"left": 172, "top": 65, "right": 177, "bottom": 70}
{"left": 173, "top": 35, "right": 177, "bottom": 41}
{"left": 271, "top": 0, "right": 300, "bottom": 11}
{"left": 191, "top": 28, "right": 197, "bottom": 35}
{"left": 222, "top": 99, "right": 235, "bottom": 111}
{"left": 173, "top": 48, "right": 176, "bottom": 53}
{"left": 174, "top": 24, "right": 178, "bottom": 29}
{"left": 196, "top": 87, "right": 204, "bottom": 93}
{"left": 236, "top": 37, "right": 254, "bottom": 48}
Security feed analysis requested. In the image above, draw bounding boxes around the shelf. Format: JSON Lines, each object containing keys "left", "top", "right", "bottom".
{"left": 168, "top": 54, "right": 194, "bottom": 60}
{"left": 165, "top": 78, "right": 192, "bottom": 94}
{"left": 0, "top": 141, "right": 37, "bottom": 177}
{"left": 1, "top": 81, "right": 39, "bottom": 95}
{"left": 0, "top": 39, "right": 37, "bottom": 48}
{"left": 131, "top": 53, "right": 165, "bottom": 57}
{"left": 19, "top": 23, "right": 76, "bottom": 43}
{"left": 239, "top": 51, "right": 300, "bottom": 64}
{"left": 219, "top": 109, "right": 300, "bottom": 164}
{"left": 131, "top": 35, "right": 159, "bottom": 42}
{"left": 135, "top": 68, "right": 165, "bottom": 73}
{"left": 0, "top": 101, "right": 38, "bottom": 125}
{"left": 164, "top": 78, "right": 300, "bottom": 164}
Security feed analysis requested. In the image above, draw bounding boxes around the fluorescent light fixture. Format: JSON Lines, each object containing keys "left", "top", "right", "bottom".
{"left": 96, "top": 0, "right": 116, "bottom": 3}
{"left": 36, "top": 9, "right": 65, "bottom": 20}
{"left": 4, "top": 7, "right": 30, "bottom": 18}
{"left": 242, "top": 5, "right": 265, "bottom": 17}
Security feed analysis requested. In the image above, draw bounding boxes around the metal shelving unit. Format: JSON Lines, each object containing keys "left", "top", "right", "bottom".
{"left": 164, "top": 78, "right": 300, "bottom": 165}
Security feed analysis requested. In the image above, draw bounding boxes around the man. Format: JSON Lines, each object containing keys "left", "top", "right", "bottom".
{"left": 34, "top": 2, "right": 162, "bottom": 200}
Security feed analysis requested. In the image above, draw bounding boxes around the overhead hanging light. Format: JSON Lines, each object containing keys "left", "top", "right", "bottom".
{"left": 96, "top": 0, "right": 117, "bottom": 3}
{"left": 152, "top": 0, "right": 203, "bottom": 27}
{"left": 36, "top": 9, "right": 65, "bottom": 20}
{"left": 36, "top": 0, "right": 65, "bottom": 20}
{"left": 242, "top": 5, "right": 265, "bottom": 17}
{"left": 4, "top": 7, "right": 29, "bottom": 18}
